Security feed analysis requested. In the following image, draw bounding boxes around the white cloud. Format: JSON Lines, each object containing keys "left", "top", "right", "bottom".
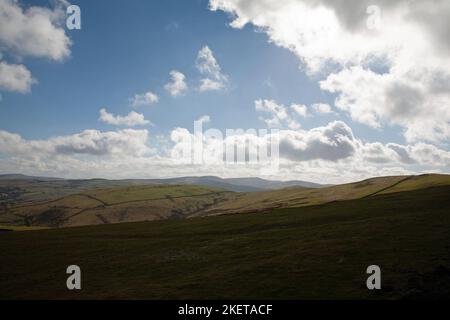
{"left": 320, "top": 66, "right": 450, "bottom": 142}
{"left": 0, "top": 61, "right": 34, "bottom": 93}
{"left": 99, "top": 108, "right": 151, "bottom": 127}
{"left": 165, "top": 70, "right": 188, "bottom": 97}
{"left": 256, "top": 99, "right": 288, "bottom": 128}
{"left": 388, "top": 143, "right": 450, "bottom": 167}
{"left": 209, "top": 0, "right": 450, "bottom": 143}
{"left": 196, "top": 46, "right": 229, "bottom": 92}
{"left": 129, "top": 91, "right": 159, "bottom": 107}
{"left": 1, "top": 121, "right": 449, "bottom": 182}
{"left": 255, "top": 99, "right": 287, "bottom": 121}
{"left": 312, "top": 103, "right": 332, "bottom": 114}
{"left": 0, "top": 0, "right": 71, "bottom": 61}
{"left": 0, "top": 0, "right": 72, "bottom": 95}
{"left": 255, "top": 99, "right": 302, "bottom": 129}
{"left": 290, "top": 104, "right": 308, "bottom": 117}
{"left": 169, "top": 119, "right": 450, "bottom": 172}
{"left": 279, "top": 121, "right": 356, "bottom": 162}
{"left": 199, "top": 78, "right": 226, "bottom": 92}
{"left": 0, "top": 128, "right": 152, "bottom": 158}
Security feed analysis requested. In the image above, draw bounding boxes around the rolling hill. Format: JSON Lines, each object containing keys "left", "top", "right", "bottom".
{"left": 1, "top": 174, "right": 449, "bottom": 228}
{"left": 0, "top": 184, "right": 236, "bottom": 228}
{"left": 0, "top": 174, "right": 325, "bottom": 197}
{"left": 1, "top": 184, "right": 449, "bottom": 299}
{"left": 202, "top": 174, "right": 450, "bottom": 216}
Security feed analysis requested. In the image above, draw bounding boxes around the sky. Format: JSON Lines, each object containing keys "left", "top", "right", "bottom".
{"left": 0, "top": 0, "right": 449, "bottom": 184}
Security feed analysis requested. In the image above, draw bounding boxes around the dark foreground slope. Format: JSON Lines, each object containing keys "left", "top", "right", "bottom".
{"left": 1, "top": 186, "right": 450, "bottom": 299}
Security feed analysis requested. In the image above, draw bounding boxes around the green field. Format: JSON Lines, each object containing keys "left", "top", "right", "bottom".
{"left": 1, "top": 184, "right": 449, "bottom": 299}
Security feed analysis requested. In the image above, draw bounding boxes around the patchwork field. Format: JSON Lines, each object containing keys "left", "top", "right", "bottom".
{"left": 0, "top": 184, "right": 235, "bottom": 227}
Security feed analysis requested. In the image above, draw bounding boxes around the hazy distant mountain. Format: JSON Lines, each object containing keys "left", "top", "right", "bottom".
{"left": 0, "top": 174, "right": 325, "bottom": 192}
{"left": 224, "top": 177, "right": 325, "bottom": 190}
{"left": 0, "top": 174, "right": 62, "bottom": 181}
{"left": 132, "top": 176, "right": 262, "bottom": 192}
{"left": 112, "top": 176, "right": 325, "bottom": 192}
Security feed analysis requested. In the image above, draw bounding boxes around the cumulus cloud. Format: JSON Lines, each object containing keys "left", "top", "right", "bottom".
{"left": 129, "top": 90, "right": 159, "bottom": 107}
{"left": 0, "top": 0, "right": 71, "bottom": 60}
{"left": 196, "top": 46, "right": 229, "bottom": 92}
{"left": 1, "top": 121, "right": 450, "bottom": 182}
{"left": 388, "top": 143, "right": 450, "bottom": 167}
{"left": 0, "top": 0, "right": 72, "bottom": 94}
{"left": 199, "top": 78, "right": 226, "bottom": 92}
{"left": 320, "top": 66, "right": 450, "bottom": 142}
{"left": 0, "top": 61, "right": 34, "bottom": 93}
{"left": 0, "top": 128, "right": 157, "bottom": 178}
{"left": 170, "top": 119, "right": 450, "bottom": 169}
{"left": 361, "top": 142, "right": 399, "bottom": 164}
{"left": 279, "top": 121, "right": 356, "bottom": 162}
{"left": 209, "top": 0, "right": 450, "bottom": 143}
{"left": 312, "top": 103, "right": 332, "bottom": 114}
{"left": 255, "top": 99, "right": 305, "bottom": 129}
{"left": 0, "top": 128, "right": 152, "bottom": 158}
{"left": 290, "top": 104, "right": 308, "bottom": 117}
{"left": 165, "top": 70, "right": 188, "bottom": 97}
{"left": 99, "top": 108, "right": 151, "bottom": 127}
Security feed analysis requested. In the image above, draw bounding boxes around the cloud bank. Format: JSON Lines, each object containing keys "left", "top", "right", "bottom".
{"left": 209, "top": 0, "right": 450, "bottom": 143}
{"left": 0, "top": 0, "right": 71, "bottom": 93}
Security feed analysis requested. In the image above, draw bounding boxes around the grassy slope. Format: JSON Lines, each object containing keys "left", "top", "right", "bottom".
{"left": 0, "top": 185, "right": 235, "bottom": 228}
{"left": 1, "top": 185, "right": 449, "bottom": 300}
{"left": 204, "top": 174, "right": 450, "bottom": 216}
{"left": 0, "top": 178, "right": 133, "bottom": 205}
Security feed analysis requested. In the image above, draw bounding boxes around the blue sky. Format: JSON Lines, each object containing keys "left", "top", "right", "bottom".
{"left": 1, "top": 0, "right": 394, "bottom": 142}
{"left": 0, "top": 0, "right": 449, "bottom": 183}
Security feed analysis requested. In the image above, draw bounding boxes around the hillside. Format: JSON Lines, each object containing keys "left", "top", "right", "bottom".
{"left": 0, "top": 174, "right": 325, "bottom": 201}
{"left": 1, "top": 185, "right": 449, "bottom": 299}
{"left": 202, "top": 174, "right": 450, "bottom": 216}
{"left": 0, "top": 185, "right": 236, "bottom": 228}
{"left": 1, "top": 174, "right": 449, "bottom": 228}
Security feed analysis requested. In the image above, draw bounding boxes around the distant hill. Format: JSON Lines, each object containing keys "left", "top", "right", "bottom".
{"left": 0, "top": 184, "right": 236, "bottom": 228}
{"left": 0, "top": 174, "right": 325, "bottom": 193}
{"left": 134, "top": 176, "right": 325, "bottom": 192}
{"left": 224, "top": 177, "right": 325, "bottom": 190}
{"left": 0, "top": 174, "right": 62, "bottom": 181}
{"left": 1, "top": 173, "right": 449, "bottom": 228}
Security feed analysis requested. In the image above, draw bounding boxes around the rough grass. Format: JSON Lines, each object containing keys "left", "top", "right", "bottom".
{"left": 1, "top": 185, "right": 449, "bottom": 300}
{"left": 378, "top": 174, "right": 450, "bottom": 195}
